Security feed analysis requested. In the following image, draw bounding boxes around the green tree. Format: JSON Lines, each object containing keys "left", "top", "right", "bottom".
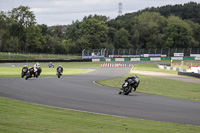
{"left": 131, "top": 12, "right": 167, "bottom": 48}
{"left": 80, "top": 18, "right": 109, "bottom": 49}
{"left": 0, "top": 11, "right": 8, "bottom": 51}
{"left": 0, "top": 11, "right": 19, "bottom": 52}
{"left": 9, "top": 6, "right": 36, "bottom": 53}
{"left": 185, "top": 20, "right": 200, "bottom": 47}
{"left": 114, "top": 28, "right": 130, "bottom": 48}
{"left": 26, "top": 25, "right": 45, "bottom": 53}
{"left": 65, "top": 21, "right": 81, "bottom": 41}
{"left": 163, "top": 24, "right": 191, "bottom": 48}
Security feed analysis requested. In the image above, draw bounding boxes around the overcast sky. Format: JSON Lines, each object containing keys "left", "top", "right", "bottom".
{"left": 1, "top": 0, "right": 199, "bottom": 26}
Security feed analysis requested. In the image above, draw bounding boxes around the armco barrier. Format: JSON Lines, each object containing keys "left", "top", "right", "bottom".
{"left": 92, "top": 57, "right": 197, "bottom": 62}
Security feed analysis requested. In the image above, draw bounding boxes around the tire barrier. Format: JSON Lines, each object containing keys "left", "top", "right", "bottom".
{"left": 157, "top": 64, "right": 189, "bottom": 72}
{"left": 178, "top": 72, "right": 200, "bottom": 78}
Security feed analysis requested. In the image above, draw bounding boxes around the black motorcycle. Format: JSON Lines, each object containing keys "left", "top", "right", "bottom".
{"left": 21, "top": 68, "right": 28, "bottom": 78}
{"left": 57, "top": 69, "right": 62, "bottom": 78}
{"left": 35, "top": 67, "right": 42, "bottom": 78}
{"left": 119, "top": 75, "right": 140, "bottom": 95}
{"left": 25, "top": 67, "right": 42, "bottom": 80}
{"left": 25, "top": 68, "right": 34, "bottom": 80}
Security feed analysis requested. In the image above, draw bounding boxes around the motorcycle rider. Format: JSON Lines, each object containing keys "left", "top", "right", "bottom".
{"left": 119, "top": 74, "right": 140, "bottom": 93}
{"left": 57, "top": 65, "right": 63, "bottom": 74}
{"left": 49, "top": 62, "right": 54, "bottom": 68}
{"left": 21, "top": 65, "right": 28, "bottom": 78}
{"left": 28, "top": 67, "right": 35, "bottom": 78}
{"left": 130, "top": 75, "right": 140, "bottom": 91}
{"left": 22, "top": 65, "right": 28, "bottom": 72}
{"left": 33, "top": 63, "right": 42, "bottom": 77}
{"left": 34, "top": 62, "right": 40, "bottom": 67}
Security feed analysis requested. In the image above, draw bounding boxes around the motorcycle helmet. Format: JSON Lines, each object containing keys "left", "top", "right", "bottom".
{"left": 25, "top": 65, "right": 27, "bottom": 67}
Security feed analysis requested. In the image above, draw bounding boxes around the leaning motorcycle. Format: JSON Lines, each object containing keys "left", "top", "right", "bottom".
{"left": 34, "top": 67, "right": 39, "bottom": 78}
{"left": 119, "top": 76, "right": 140, "bottom": 95}
{"left": 25, "top": 68, "right": 34, "bottom": 80}
{"left": 57, "top": 69, "right": 62, "bottom": 78}
{"left": 21, "top": 68, "right": 28, "bottom": 78}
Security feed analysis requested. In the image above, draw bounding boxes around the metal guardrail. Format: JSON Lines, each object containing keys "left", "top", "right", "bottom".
{"left": 82, "top": 48, "right": 200, "bottom": 58}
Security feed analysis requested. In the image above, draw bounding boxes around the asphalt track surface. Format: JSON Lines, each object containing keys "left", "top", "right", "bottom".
{"left": 0, "top": 62, "right": 200, "bottom": 126}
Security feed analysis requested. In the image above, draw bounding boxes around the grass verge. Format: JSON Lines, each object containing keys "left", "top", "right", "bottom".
{"left": 0, "top": 52, "right": 82, "bottom": 60}
{"left": 0, "top": 97, "right": 200, "bottom": 133}
{"left": 97, "top": 63, "right": 200, "bottom": 101}
{"left": 133, "top": 63, "right": 178, "bottom": 74}
{"left": 0, "top": 63, "right": 99, "bottom": 78}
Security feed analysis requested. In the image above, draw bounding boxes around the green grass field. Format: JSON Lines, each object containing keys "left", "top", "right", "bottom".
{"left": 0, "top": 63, "right": 100, "bottom": 78}
{"left": 0, "top": 52, "right": 81, "bottom": 60}
{"left": 133, "top": 63, "right": 178, "bottom": 74}
{"left": 1, "top": 97, "right": 200, "bottom": 133}
{"left": 97, "top": 63, "right": 200, "bottom": 101}
{"left": 0, "top": 62, "right": 200, "bottom": 132}
{"left": 97, "top": 73, "right": 200, "bottom": 101}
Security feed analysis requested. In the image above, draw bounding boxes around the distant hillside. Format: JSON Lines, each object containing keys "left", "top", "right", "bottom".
{"left": 117, "top": 2, "right": 200, "bottom": 24}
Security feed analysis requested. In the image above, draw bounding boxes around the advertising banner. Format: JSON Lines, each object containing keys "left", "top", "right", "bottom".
{"left": 174, "top": 53, "right": 184, "bottom": 57}
{"left": 131, "top": 58, "right": 140, "bottom": 61}
{"left": 115, "top": 58, "right": 125, "bottom": 61}
{"left": 171, "top": 57, "right": 183, "bottom": 60}
{"left": 190, "top": 54, "right": 200, "bottom": 57}
{"left": 150, "top": 57, "right": 161, "bottom": 61}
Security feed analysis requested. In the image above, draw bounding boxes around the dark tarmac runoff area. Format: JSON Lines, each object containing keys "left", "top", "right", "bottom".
{"left": 0, "top": 64, "right": 200, "bottom": 126}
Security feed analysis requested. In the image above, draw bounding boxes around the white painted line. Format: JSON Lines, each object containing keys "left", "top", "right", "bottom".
{"left": 93, "top": 81, "right": 103, "bottom": 86}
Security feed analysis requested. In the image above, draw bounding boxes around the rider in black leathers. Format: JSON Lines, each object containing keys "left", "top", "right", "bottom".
{"left": 28, "top": 67, "right": 35, "bottom": 78}
{"left": 57, "top": 65, "right": 63, "bottom": 73}
{"left": 22, "top": 65, "right": 28, "bottom": 72}
{"left": 21, "top": 65, "right": 28, "bottom": 78}
{"left": 120, "top": 74, "right": 140, "bottom": 92}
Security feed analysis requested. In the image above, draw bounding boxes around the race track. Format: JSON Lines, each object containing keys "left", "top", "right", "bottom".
{"left": 0, "top": 63, "right": 200, "bottom": 126}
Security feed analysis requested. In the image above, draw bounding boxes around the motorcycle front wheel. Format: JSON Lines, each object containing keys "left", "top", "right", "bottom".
{"left": 35, "top": 72, "right": 38, "bottom": 78}
{"left": 119, "top": 89, "right": 123, "bottom": 94}
{"left": 124, "top": 86, "right": 132, "bottom": 95}
{"left": 25, "top": 73, "right": 30, "bottom": 80}
{"left": 21, "top": 73, "right": 25, "bottom": 78}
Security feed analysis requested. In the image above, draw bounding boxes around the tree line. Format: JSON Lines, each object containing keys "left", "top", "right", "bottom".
{"left": 0, "top": 2, "right": 200, "bottom": 54}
